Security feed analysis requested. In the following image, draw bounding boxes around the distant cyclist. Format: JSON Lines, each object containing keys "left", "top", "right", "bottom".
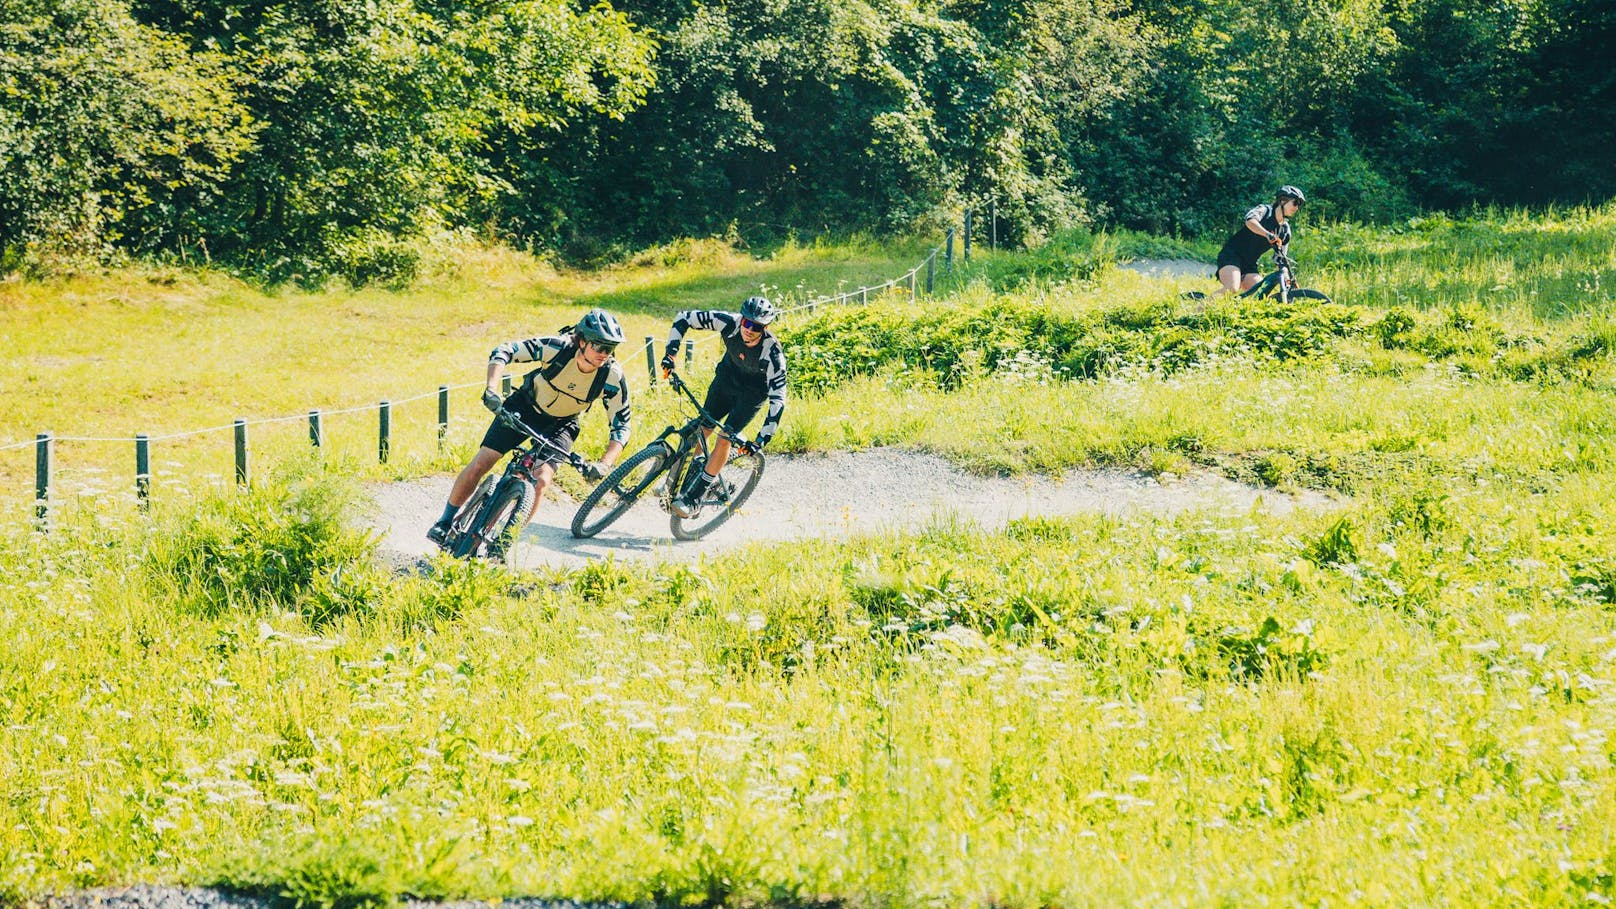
{"left": 659, "top": 296, "right": 788, "bottom": 517}
{"left": 1208, "top": 185, "right": 1305, "bottom": 302}
{"left": 428, "top": 308, "right": 632, "bottom": 546}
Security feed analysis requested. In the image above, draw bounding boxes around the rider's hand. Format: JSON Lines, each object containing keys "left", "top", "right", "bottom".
{"left": 582, "top": 462, "right": 605, "bottom": 483}
{"left": 1267, "top": 233, "right": 1283, "bottom": 246}
{"left": 482, "top": 388, "right": 503, "bottom": 413}
{"left": 660, "top": 354, "right": 676, "bottom": 379}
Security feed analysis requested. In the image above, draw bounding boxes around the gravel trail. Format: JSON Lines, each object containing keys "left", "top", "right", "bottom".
{"left": 367, "top": 447, "right": 1335, "bottom": 570}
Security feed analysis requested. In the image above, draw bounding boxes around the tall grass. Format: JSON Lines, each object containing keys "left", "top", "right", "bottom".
{"left": 3, "top": 209, "right": 1616, "bottom": 905}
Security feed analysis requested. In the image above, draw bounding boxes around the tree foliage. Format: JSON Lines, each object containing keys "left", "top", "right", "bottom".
{"left": 0, "top": 0, "right": 1609, "bottom": 279}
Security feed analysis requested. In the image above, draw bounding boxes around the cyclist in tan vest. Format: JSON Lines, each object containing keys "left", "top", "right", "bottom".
{"left": 429, "top": 308, "right": 632, "bottom": 546}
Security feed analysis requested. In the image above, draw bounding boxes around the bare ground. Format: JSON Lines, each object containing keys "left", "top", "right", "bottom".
{"left": 365, "top": 447, "right": 1337, "bottom": 570}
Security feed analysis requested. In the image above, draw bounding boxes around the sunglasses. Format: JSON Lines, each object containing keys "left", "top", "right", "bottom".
{"left": 582, "top": 339, "right": 617, "bottom": 355}
{"left": 740, "top": 317, "right": 764, "bottom": 332}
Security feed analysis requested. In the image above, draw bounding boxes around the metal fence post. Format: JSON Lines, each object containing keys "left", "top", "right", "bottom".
{"left": 309, "top": 410, "right": 323, "bottom": 450}
{"left": 234, "top": 420, "right": 248, "bottom": 487}
{"left": 946, "top": 228, "right": 955, "bottom": 271}
{"left": 135, "top": 434, "right": 150, "bottom": 511}
{"left": 964, "top": 212, "right": 972, "bottom": 262}
{"left": 34, "top": 433, "right": 51, "bottom": 530}
{"left": 437, "top": 385, "right": 450, "bottom": 452}
{"left": 926, "top": 250, "right": 935, "bottom": 294}
{"left": 684, "top": 339, "right": 694, "bottom": 370}
{"left": 378, "top": 400, "right": 391, "bottom": 463}
{"left": 860, "top": 286, "right": 868, "bottom": 306}
{"left": 501, "top": 375, "right": 512, "bottom": 396}
{"left": 645, "top": 336, "right": 657, "bottom": 385}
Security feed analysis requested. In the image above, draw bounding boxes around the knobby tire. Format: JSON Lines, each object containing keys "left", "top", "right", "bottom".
{"left": 452, "top": 480, "right": 534, "bottom": 561}
{"left": 669, "top": 451, "right": 765, "bottom": 541}
{"left": 570, "top": 444, "right": 670, "bottom": 538}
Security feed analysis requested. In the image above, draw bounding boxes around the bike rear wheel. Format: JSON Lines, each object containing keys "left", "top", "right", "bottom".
{"left": 570, "top": 444, "right": 670, "bottom": 538}
{"left": 452, "top": 480, "right": 534, "bottom": 561}
{"left": 669, "top": 450, "right": 765, "bottom": 541}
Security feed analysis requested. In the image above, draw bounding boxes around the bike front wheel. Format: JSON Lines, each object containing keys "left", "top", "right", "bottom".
{"left": 570, "top": 443, "right": 671, "bottom": 538}
{"left": 452, "top": 479, "right": 535, "bottom": 561}
{"left": 1285, "top": 288, "right": 1332, "bottom": 304}
{"left": 669, "top": 450, "right": 765, "bottom": 541}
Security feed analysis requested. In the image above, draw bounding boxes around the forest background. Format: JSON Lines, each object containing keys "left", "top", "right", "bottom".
{"left": 3, "top": 0, "right": 1612, "bottom": 285}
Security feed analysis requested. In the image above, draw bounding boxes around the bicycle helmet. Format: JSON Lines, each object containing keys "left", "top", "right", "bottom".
{"left": 1277, "top": 185, "right": 1307, "bottom": 204}
{"left": 574, "top": 308, "right": 625, "bottom": 347}
{"left": 739, "top": 295, "right": 779, "bottom": 326}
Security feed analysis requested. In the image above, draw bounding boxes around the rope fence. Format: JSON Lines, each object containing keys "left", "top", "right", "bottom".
{"left": 10, "top": 229, "right": 968, "bottom": 529}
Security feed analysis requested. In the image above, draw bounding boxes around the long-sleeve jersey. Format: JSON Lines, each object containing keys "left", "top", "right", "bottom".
{"left": 665, "top": 310, "right": 788, "bottom": 447}
{"left": 490, "top": 335, "right": 632, "bottom": 445}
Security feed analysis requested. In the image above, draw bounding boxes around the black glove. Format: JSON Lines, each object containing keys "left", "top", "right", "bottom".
{"left": 741, "top": 438, "right": 763, "bottom": 456}
{"left": 660, "top": 354, "right": 676, "bottom": 374}
{"left": 482, "top": 388, "right": 503, "bottom": 413}
{"left": 582, "top": 462, "right": 604, "bottom": 483}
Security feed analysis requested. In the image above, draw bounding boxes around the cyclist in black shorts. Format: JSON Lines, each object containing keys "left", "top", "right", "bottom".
{"left": 427, "top": 308, "right": 632, "bottom": 546}
{"left": 659, "top": 296, "right": 789, "bottom": 517}
{"left": 1209, "top": 185, "right": 1305, "bottom": 301}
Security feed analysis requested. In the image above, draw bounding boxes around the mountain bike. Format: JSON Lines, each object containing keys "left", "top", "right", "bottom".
{"left": 442, "top": 408, "right": 602, "bottom": 561}
{"left": 571, "top": 369, "right": 765, "bottom": 541}
{"left": 1181, "top": 242, "right": 1333, "bottom": 304}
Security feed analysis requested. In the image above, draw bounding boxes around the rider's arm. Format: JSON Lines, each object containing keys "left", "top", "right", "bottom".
{"left": 599, "top": 362, "right": 632, "bottom": 463}
{"left": 487, "top": 336, "right": 565, "bottom": 393}
{"left": 754, "top": 339, "right": 788, "bottom": 449}
{"left": 664, "top": 310, "right": 737, "bottom": 359}
{"left": 1244, "top": 204, "right": 1279, "bottom": 243}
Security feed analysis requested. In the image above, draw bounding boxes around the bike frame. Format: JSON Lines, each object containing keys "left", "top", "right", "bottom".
{"left": 1243, "top": 245, "right": 1302, "bottom": 302}
{"left": 656, "top": 372, "right": 754, "bottom": 490}
{"left": 444, "top": 408, "right": 593, "bottom": 552}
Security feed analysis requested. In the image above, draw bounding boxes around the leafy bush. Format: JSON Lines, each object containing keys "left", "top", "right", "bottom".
{"left": 144, "top": 468, "right": 377, "bottom": 619}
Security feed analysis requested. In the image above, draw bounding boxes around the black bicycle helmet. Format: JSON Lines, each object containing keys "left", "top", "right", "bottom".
{"left": 1277, "top": 185, "right": 1307, "bottom": 204}
{"left": 739, "top": 295, "right": 779, "bottom": 326}
{"left": 574, "top": 308, "right": 625, "bottom": 347}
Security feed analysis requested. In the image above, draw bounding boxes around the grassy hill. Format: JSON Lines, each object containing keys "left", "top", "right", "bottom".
{"left": 2, "top": 207, "right": 1616, "bottom": 905}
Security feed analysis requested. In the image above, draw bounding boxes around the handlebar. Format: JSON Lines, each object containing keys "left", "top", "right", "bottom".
{"left": 495, "top": 408, "right": 602, "bottom": 481}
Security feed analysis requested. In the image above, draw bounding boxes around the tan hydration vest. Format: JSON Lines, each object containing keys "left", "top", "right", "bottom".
{"left": 527, "top": 351, "right": 606, "bottom": 418}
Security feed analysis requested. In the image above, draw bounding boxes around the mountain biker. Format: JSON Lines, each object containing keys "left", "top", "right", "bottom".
{"left": 428, "top": 308, "right": 632, "bottom": 546}
{"left": 659, "top": 295, "right": 788, "bottom": 517}
{"left": 1207, "top": 185, "right": 1305, "bottom": 301}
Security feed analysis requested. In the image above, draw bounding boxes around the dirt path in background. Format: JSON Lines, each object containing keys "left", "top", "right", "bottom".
{"left": 1120, "top": 258, "right": 1213, "bottom": 280}
{"left": 366, "top": 448, "right": 1336, "bottom": 570}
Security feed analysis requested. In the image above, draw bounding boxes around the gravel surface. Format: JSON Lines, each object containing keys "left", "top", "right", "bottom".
{"left": 366, "top": 447, "right": 1335, "bottom": 570}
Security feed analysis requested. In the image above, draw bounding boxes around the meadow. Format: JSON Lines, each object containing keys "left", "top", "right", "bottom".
{"left": 3, "top": 206, "right": 1616, "bottom": 906}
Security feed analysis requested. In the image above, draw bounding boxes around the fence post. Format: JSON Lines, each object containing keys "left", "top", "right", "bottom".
{"left": 645, "top": 336, "right": 657, "bottom": 385}
{"left": 926, "top": 250, "right": 935, "bottom": 294}
{"left": 909, "top": 269, "right": 916, "bottom": 303}
{"left": 135, "top": 434, "right": 150, "bottom": 511}
{"left": 964, "top": 212, "right": 972, "bottom": 262}
{"left": 861, "top": 286, "right": 868, "bottom": 306}
{"left": 438, "top": 386, "right": 450, "bottom": 452}
{"left": 990, "top": 198, "right": 997, "bottom": 250}
{"left": 501, "top": 375, "right": 512, "bottom": 396}
{"left": 34, "top": 433, "right": 51, "bottom": 530}
{"left": 946, "top": 228, "right": 955, "bottom": 271}
{"left": 378, "top": 400, "right": 391, "bottom": 464}
{"left": 234, "top": 420, "right": 248, "bottom": 487}
{"left": 309, "top": 410, "right": 323, "bottom": 450}
{"left": 684, "top": 339, "right": 694, "bottom": 370}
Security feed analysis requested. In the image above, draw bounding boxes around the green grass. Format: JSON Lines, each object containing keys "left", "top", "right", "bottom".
{"left": 3, "top": 207, "right": 1616, "bottom": 906}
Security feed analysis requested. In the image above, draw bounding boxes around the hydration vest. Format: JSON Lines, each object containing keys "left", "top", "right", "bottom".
{"left": 521, "top": 334, "right": 611, "bottom": 417}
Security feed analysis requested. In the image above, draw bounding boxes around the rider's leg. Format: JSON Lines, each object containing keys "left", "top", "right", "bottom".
{"left": 1239, "top": 271, "right": 1263, "bottom": 291}
{"left": 448, "top": 447, "right": 503, "bottom": 507}
{"left": 1208, "top": 265, "right": 1243, "bottom": 300}
{"left": 522, "top": 462, "right": 559, "bottom": 526}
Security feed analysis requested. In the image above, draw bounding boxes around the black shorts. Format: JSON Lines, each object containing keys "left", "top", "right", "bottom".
{"left": 702, "top": 370, "right": 768, "bottom": 436}
{"left": 1217, "top": 244, "right": 1263, "bottom": 276}
{"left": 478, "top": 391, "right": 579, "bottom": 461}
